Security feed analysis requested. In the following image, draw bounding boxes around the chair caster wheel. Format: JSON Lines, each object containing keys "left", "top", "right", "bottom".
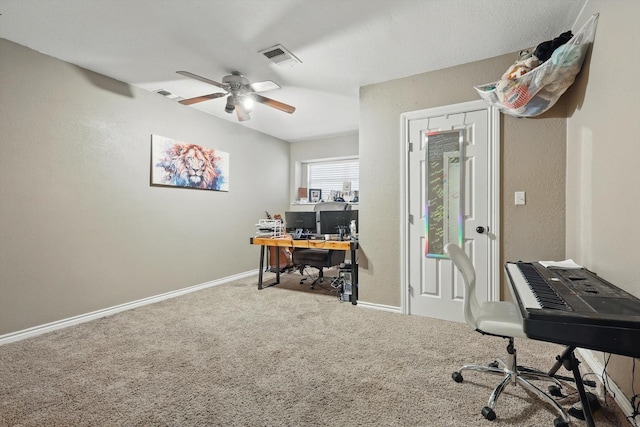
{"left": 488, "top": 361, "right": 499, "bottom": 368}
{"left": 553, "top": 417, "right": 569, "bottom": 427}
{"left": 451, "top": 372, "right": 463, "bottom": 383}
{"left": 481, "top": 406, "right": 496, "bottom": 421}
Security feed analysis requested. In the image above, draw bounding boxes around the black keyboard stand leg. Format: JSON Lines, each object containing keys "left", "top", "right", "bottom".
{"left": 549, "top": 346, "right": 597, "bottom": 427}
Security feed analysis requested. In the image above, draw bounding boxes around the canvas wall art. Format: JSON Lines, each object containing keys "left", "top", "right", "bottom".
{"left": 151, "top": 135, "right": 229, "bottom": 191}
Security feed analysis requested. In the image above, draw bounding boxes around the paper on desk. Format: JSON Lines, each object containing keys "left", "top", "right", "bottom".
{"left": 539, "top": 259, "right": 583, "bottom": 269}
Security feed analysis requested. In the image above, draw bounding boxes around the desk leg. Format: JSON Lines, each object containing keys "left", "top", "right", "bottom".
{"left": 351, "top": 246, "right": 357, "bottom": 305}
{"left": 258, "top": 245, "right": 265, "bottom": 290}
{"left": 275, "top": 248, "right": 281, "bottom": 284}
{"left": 259, "top": 245, "right": 282, "bottom": 289}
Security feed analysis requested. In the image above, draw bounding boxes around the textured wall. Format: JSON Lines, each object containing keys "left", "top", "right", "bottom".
{"left": 565, "top": 0, "right": 640, "bottom": 407}
{"left": 501, "top": 115, "right": 566, "bottom": 298}
{"left": 359, "top": 54, "right": 566, "bottom": 307}
{"left": 0, "top": 39, "right": 290, "bottom": 334}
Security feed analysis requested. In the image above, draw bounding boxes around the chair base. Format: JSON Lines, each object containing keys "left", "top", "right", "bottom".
{"left": 267, "top": 265, "right": 294, "bottom": 273}
{"left": 297, "top": 265, "right": 326, "bottom": 289}
{"left": 451, "top": 338, "right": 571, "bottom": 426}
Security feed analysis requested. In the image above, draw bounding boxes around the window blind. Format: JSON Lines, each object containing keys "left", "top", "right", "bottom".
{"left": 307, "top": 159, "right": 359, "bottom": 201}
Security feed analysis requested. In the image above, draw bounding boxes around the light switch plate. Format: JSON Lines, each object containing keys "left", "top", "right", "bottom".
{"left": 515, "top": 191, "right": 526, "bottom": 205}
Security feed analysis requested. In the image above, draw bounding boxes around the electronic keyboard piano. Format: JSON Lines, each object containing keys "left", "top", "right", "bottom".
{"left": 505, "top": 261, "right": 640, "bottom": 359}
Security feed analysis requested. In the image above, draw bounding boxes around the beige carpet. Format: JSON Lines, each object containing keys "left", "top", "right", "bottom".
{"left": 0, "top": 270, "right": 630, "bottom": 426}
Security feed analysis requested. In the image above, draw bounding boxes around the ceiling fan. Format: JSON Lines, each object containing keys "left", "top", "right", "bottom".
{"left": 176, "top": 70, "right": 296, "bottom": 122}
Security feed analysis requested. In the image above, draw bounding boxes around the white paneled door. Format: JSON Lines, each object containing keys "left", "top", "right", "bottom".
{"left": 402, "top": 101, "right": 499, "bottom": 322}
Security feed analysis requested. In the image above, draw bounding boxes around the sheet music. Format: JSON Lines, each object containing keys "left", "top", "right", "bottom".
{"left": 538, "top": 259, "right": 583, "bottom": 269}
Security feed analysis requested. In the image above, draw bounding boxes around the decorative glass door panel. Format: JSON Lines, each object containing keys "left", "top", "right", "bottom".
{"left": 424, "top": 129, "right": 464, "bottom": 258}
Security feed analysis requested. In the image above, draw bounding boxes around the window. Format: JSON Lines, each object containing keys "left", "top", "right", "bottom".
{"left": 306, "top": 158, "right": 359, "bottom": 202}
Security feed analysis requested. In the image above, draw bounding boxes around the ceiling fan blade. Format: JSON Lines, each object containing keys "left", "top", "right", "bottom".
{"left": 254, "top": 94, "right": 296, "bottom": 114}
{"left": 249, "top": 80, "right": 280, "bottom": 93}
{"left": 178, "top": 70, "right": 290, "bottom": 118}
{"left": 176, "top": 71, "right": 227, "bottom": 89}
{"left": 179, "top": 92, "right": 226, "bottom": 105}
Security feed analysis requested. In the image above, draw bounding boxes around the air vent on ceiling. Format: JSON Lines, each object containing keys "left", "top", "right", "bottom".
{"left": 258, "top": 44, "right": 302, "bottom": 68}
{"left": 153, "top": 89, "right": 184, "bottom": 102}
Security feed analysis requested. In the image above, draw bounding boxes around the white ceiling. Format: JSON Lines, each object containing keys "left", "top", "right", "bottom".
{"left": 0, "top": 0, "right": 586, "bottom": 142}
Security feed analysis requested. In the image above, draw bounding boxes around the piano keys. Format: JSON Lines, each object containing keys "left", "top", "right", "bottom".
{"left": 505, "top": 262, "right": 640, "bottom": 359}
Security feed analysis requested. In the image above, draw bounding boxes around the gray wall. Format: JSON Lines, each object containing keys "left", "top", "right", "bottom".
{"left": 359, "top": 55, "right": 566, "bottom": 306}
{"left": 565, "top": 0, "right": 640, "bottom": 405}
{"left": 0, "top": 39, "right": 290, "bottom": 334}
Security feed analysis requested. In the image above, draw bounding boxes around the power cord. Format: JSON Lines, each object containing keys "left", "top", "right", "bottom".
{"left": 630, "top": 395, "right": 640, "bottom": 427}
{"left": 601, "top": 354, "right": 615, "bottom": 406}
{"left": 579, "top": 353, "right": 640, "bottom": 427}
{"left": 597, "top": 353, "right": 634, "bottom": 426}
{"left": 629, "top": 357, "right": 640, "bottom": 427}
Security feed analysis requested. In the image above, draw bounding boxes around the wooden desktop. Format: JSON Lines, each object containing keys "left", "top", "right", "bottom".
{"left": 249, "top": 236, "right": 358, "bottom": 304}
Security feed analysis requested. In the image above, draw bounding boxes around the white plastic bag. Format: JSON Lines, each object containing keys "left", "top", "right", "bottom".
{"left": 475, "top": 13, "right": 599, "bottom": 117}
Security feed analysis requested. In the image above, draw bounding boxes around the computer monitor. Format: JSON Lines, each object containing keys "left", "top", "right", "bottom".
{"left": 284, "top": 211, "right": 317, "bottom": 234}
{"left": 319, "top": 210, "right": 358, "bottom": 236}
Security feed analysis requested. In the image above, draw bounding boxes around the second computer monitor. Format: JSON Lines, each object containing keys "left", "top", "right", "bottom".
{"left": 284, "top": 211, "right": 317, "bottom": 234}
{"left": 319, "top": 210, "right": 358, "bottom": 235}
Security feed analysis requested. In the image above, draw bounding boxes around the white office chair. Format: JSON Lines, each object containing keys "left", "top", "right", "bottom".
{"left": 444, "top": 243, "right": 571, "bottom": 427}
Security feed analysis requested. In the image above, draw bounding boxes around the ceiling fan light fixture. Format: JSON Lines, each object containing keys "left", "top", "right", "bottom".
{"left": 224, "top": 96, "right": 235, "bottom": 114}
{"left": 177, "top": 70, "right": 296, "bottom": 119}
{"left": 242, "top": 96, "right": 254, "bottom": 112}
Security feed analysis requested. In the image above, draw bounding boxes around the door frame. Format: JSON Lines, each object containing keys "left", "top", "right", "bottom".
{"left": 399, "top": 100, "right": 501, "bottom": 315}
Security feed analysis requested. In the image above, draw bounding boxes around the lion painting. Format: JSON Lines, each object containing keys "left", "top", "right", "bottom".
{"left": 152, "top": 136, "right": 229, "bottom": 191}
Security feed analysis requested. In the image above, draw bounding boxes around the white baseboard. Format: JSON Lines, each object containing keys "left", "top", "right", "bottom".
{"left": 577, "top": 348, "right": 637, "bottom": 425}
{"left": 0, "top": 270, "right": 258, "bottom": 346}
{"left": 355, "top": 300, "right": 402, "bottom": 313}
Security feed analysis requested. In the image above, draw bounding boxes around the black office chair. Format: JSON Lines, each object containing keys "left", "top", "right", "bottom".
{"left": 292, "top": 202, "right": 350, "bottom": 288}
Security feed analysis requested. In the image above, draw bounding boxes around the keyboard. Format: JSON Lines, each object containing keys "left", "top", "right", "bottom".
{"left": 505, "top": 262, "right": 640, "bottom": 358}
{"left": 292, "top": 234, "right": 325, "bottom": 240}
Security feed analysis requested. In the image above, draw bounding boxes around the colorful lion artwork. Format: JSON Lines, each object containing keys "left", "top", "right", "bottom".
{"left": 151, "top": 135, "right": 229, "bottom": 191}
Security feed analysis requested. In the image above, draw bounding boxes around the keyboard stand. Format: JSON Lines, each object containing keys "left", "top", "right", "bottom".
{"left": 548, "top": 346, "right": 597, "bottom": 427}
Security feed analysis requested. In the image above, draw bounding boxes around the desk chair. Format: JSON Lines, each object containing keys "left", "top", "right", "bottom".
{"left": 292, "top": 202, "right": 350, "bottom": 288}
{"left": 444, "top": 243, "right": 570, "bottom": 427}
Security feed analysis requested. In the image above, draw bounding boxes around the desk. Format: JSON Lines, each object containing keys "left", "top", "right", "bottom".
{"left": 250, "top": 236, "right": 359, "bottom": 304}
